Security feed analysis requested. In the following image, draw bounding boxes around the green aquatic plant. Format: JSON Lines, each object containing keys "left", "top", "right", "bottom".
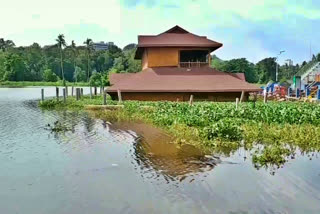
{"left": 40, "top": 96, "right": 320, "bottom": 169}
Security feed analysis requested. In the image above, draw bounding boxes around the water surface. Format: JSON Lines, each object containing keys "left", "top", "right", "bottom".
{"left": 1, "top": 87, "right": 320, "bottom": 214}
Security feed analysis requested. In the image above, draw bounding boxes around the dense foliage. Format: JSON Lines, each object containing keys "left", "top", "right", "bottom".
{"left": 211, "top": 54, "right": 320, "bottom": 84}
{"left": 0, "top": 37, "right": 141, "bottom": 84}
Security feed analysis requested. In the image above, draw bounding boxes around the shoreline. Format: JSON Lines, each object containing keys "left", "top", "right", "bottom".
{"left": 0, "top": 81, "right": 89, "bottom": 88}
{"left": 38, "top": 95, "right": 320, "bottom": 169}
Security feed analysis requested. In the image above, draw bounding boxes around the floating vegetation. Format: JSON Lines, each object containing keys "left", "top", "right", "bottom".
{"left": 45, "top": 121, "right": 71, "bottom": 133}
{"left": 40, "top": 96, "right": 320, "bottom": 170}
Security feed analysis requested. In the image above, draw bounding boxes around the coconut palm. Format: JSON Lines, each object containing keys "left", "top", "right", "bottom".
{"left": 56, "top": 34, "right": 67, "bottom": 85}
{"left": 84, "top": 38, "right": 93, "bottom": 82}
{"left": 0, "top": 38, "right": 15, "bottom": 52}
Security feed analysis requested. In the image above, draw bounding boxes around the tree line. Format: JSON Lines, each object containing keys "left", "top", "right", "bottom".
{"left": 211, "top": 53, "right": 320, "bottom": 84}
{"left": 1, "top": 35, "right": 320, "bottom": 85}
{"left": 0, "top": 36, "right": 141, "bottom": 86}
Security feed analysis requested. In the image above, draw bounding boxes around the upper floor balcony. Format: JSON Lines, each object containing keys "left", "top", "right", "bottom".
{"left": 178, "top": 50, "right": 210, "bottom": 68}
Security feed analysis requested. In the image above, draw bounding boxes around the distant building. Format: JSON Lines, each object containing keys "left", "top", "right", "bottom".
{"left": 92, "top": 41, "right": 114, "bottom": 51}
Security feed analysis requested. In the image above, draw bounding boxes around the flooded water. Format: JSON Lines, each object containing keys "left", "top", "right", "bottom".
{"left": 1, "top": 87, "right": 320, "bottom": 214}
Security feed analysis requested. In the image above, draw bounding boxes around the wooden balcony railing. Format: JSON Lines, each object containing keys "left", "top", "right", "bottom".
{"left": 179, "top": 62, "right": 209, "bottom": 68}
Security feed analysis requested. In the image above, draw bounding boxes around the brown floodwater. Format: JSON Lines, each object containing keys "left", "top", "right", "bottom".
{"left": 1, "top": 87, "right": 320, "bottom": 214}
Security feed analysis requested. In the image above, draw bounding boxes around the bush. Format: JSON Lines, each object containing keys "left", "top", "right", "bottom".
{"left": 89, "top": 72, "right": 102, "bottom": 87}
{"left": 43, "top": 69, "right": 59, "bottom": 82}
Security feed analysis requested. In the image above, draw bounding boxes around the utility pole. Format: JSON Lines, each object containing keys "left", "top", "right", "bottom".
{"left": 276, "top": 50, "right": 285, "bottom": 82}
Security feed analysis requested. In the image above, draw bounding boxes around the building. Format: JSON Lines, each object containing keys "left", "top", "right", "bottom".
{"left": 92, "top": 41, "right": 114, "bottom": 51}
{"left": 107, "top": 26, "right": 261, "bottom": 101}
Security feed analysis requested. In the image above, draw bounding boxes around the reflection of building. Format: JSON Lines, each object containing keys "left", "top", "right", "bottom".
{"left": 107, "top": 25, "right": 261, "bottom": 101}
{"left": 92, "top": 41, "right": 114, "bottom": 51}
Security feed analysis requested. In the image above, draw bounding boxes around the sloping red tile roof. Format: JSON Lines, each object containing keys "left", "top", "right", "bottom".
{"left": 230, "top": 73, "right": 246, "bottom": 81}
{"left": 135, "top": 26, "right": 223, "bottom": 59}
{"left": 107, "top": 67, "right": 261, "bottom": 93}
{"left": 109, "top": 73, "right": 135, "bottom": 85}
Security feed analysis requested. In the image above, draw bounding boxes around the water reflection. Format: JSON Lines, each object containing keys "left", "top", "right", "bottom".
{"left": 47, "top": 113, "right": 221, "bottom": 182}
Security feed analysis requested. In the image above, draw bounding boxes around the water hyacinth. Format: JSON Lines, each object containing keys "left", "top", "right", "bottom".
{"left": 40, "top": 97, "right": 320, "bottom": 168}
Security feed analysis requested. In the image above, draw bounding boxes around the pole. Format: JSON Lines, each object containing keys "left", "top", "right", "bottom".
{"left": 90, "top": 86, "right": 92, "bottom": 99}
{"left": 103, "top": 92, "right": 107, "bottom": 105}
{"left": 240, "top": 91, "right": 245, "bottom": 103}
{"left": 56, "top": 87, "right": 59, "bottom": 101}
{"left": 264, "top": 91, "right": 268, "bottom": 103}
{"left": 41, "top": 89, "right": 44, "bottom": 102}
{"left": 189, "top": 94, "right": 194, "bottom": 106}
{"left": 71, "top": 86, "right": 74, "bottom": 97}
{"left": 236, "top": 98, "right": 239, "bottom": 109}
{"left": 63, "top": 88, "right": 66, "bottom": 103}
{"left": 76, "top": 88, "right": 80, "bottom": 101}
{"left": 117, "top": 89, "right": 122, "bottom": 103}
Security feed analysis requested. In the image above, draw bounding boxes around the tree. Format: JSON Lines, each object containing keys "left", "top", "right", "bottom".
{"left": 89, "top": 72, "right": 102, "bottom": 87}
{"left": 70, "top": 40, "right": 77, "bottom": 74}
{"left": 84, "top": 38, "right": 93, "bottom": 82}
{"left": 73, "top": 66, "right": 86, "bottom": 82}
{"left": 43, "top": 68, "right": 59, "bottom": 82}
{"left": 211, "top": 57, "right": 258, "bottom": 83}
{"left": 317, "top": 53, "right": 320, "bottom": 62}
{"left": 0, "top": 38, "right": 15, "bottom": 52}
{"left": 3, "top": 54, "right": 26, "bottom": 81}
{"left": 123, "top": 43, "right": 137, "bottom": 51}
{"left": 255, "top": 57, "right": 277, "bottom": 83}
{"left": 56, "top": 34, "right": 67, "bottom": 85}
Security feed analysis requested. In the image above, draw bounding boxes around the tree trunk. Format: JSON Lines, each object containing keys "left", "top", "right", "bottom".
{"left": 60, "top": 48, "right": 65, "bottom": 86}
{"left": 87, "top": 51, "right": 90, "bottom": 82}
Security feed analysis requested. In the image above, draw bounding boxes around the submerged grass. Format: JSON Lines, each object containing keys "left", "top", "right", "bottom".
{"left": 39, "top": 96, "right": 320, "bottom": 170}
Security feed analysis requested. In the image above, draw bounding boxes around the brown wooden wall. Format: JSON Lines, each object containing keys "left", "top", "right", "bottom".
{"left": 109, "top": 92, "right": 248, "bottom": 102}
{"left": 142, "top": 49, "right": 148, "bottom": 70}
{"left": 147, "top": 48, "right": 179, "bottom": 67}
{"left": 142, "top": 47, "right": 212, "bottom": 68}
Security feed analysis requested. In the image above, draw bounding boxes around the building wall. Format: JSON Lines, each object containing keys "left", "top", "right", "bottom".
{"left": 109, "top": 92, "right": 248, "bottom": 102}
{"left": 142, "top": 49, "right": 148, "bottom": 70}
{"left": 147, "top": 48, "right": 179, "bottom": 67}
{"left": 142, "top": 47, "right": 212, "bottom": 68}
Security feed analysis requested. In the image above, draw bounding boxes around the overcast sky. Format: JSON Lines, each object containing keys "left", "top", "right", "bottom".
{"left": 1, "top": 0, "right": 319, "bottom": 64}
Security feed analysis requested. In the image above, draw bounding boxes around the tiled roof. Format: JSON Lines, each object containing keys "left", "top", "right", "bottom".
{"left": 107, "top": 67, "right": 262, "bottom": 93}
{"left": 135, "top": 26, "right": 223, "bottom": 59}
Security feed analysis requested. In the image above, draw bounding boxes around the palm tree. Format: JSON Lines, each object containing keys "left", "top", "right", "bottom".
{"left": 70, "top": 40, "right": 78, "bottom": 82}
{"left": 56, "top": 34, "right": 67, "bottom": 85}
{"left": 84, "top": 38, "right": 93, "bottom": 82}
{"left": 0, "top": 38, "right": 15, "bottom": 52}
